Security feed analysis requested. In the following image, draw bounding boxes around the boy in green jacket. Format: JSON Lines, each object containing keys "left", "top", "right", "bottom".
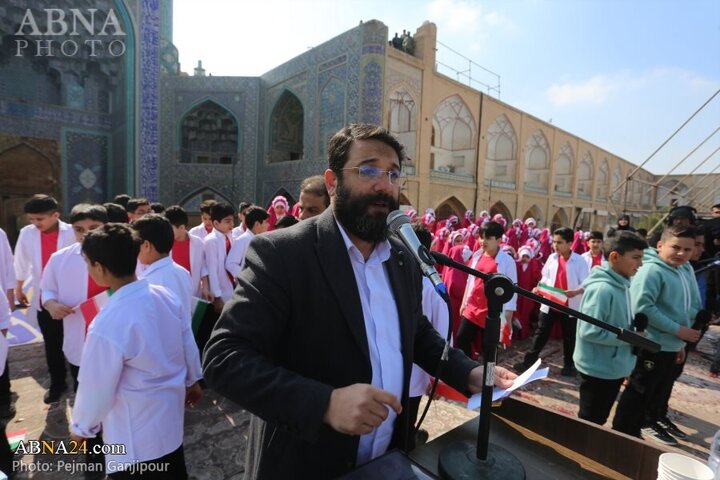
{"left": 612, "top": 225, "right": 702, "bottom": 445}
{"left": 574, "top": 232, "right": 647, "bottom": 426}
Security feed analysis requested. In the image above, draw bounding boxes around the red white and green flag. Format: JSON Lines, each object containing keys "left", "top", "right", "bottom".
{"left": 191, "top": 297, "right": 210, "bottom": 336}
{"left": 7, "top": 429, "right": 26, "bottom": 451}
{"left": 79, "top": 290, "right": 111, "bottom": 333}
{"left": 500, "top": 315, "right": 512, "bottom": 347}
{"left": 537, "top": 283, "right": 568, "bottom": 305}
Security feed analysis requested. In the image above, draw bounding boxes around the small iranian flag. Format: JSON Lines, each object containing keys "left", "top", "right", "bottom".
{"left": 500, "top": 316, "right": 512, "bottom": 347}
{"left": 190, "top": 297, "right": 210, "bottom": 335}
{"left": 537, "top": 283, "right": 568, "bottom": 305}
{"left": 7, "top": 429, "right": 26, "bottom": 451}
{"left": 79, "top": 290, "right": 111, "bottom": 333}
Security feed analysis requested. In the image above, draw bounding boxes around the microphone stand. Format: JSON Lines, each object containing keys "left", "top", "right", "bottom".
{"left": 430, "top": 251, "right": 659, "bottom": 480}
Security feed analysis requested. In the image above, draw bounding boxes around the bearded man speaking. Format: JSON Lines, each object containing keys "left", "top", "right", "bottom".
{"left": 202, "top": 124, "right": 516, "bottom": 479}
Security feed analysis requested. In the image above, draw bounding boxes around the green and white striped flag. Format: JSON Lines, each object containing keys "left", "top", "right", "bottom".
{"left": 191, "top": 297, "right": 210, "bottom": 335}
{"left": 537, "top": 283, "right": 568, "bottom": 305}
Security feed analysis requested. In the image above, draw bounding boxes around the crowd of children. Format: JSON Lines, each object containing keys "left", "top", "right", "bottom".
{"left": 0, "top": 191, "right": 717, "bottom": 477}
{"left": 407, "top": 204, "right": 717, "bottom": 448}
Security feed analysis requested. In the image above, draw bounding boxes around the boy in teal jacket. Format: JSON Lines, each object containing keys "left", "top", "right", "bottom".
{"left": 574, "top": 232, "right": 647, "bottom": 425}
{"left": 612, "top": 225, "right": 702, "bottom": 445}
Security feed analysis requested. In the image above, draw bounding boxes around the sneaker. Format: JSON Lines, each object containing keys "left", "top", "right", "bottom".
{"left": 513, "top": 361, "right": 531, "bottom": 373}
{"left": 415, "top": 428, "right": 429, "bottom": 446}
{"left": 43, "top": 384, "right": 68, "bottom": 404}
{"left": 641, "top": 424, "right": 678, "bottom": 446}
{"left": 560, "top": 366, "right": 577, "bottom": 377}
{"left": 658, "top": 417, "right": 687, "bottom": 440}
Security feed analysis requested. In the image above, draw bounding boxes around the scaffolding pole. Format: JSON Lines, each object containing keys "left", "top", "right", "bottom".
{"left": 649, "top": 126, "right": 720, "bottom": 189}
{"left": 654, "top": 144, "right": 720, "bottom": 205}
{"left": 611, "top": 88, "right": 720, "bottom": 200}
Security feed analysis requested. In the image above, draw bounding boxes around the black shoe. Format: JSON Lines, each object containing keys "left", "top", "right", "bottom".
{"left": 658, "top": 417, "right": 688, "bottom": 440}
{"left": 43, "top": 384, "right": 68, "bottom": 404}
{"left": 560, "top": 366, "right": 577, "bottom": 377}
{"left": 415, "top": 428, "right": 429, "bottom": 446}
{"left": 513, "top": 361, "right": 531, "bottom": 373}
{"left": 641, "top": 423, "right": 678, "bottom": 446}
{"left": 0, "top": 403, "right": 15, "bottom": 420}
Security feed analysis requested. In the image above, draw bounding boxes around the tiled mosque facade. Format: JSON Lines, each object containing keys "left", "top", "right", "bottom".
{"left": 0, "top": 2, "right": 717, "bottom": 243}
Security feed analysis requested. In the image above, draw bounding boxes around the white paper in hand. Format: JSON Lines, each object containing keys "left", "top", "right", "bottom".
{"left": 467, "top": 359, "right": 549, "bottom": 410}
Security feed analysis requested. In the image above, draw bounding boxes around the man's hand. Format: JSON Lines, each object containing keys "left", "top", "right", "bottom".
{"left": 185, "top": 382, "right": 204, "bottom": 407}
{"left": 70, "top": 433, "right": 85, "bottom": 443}
{"left": 323, "top": 384, "right": 402, "bottom": 436}
{"left": 676, "top": 349, "right": 686, "bottom": 365}
{"left": 212, "top": 297, "right": 224, "bottom": 314}
{"left": 467, "top": 365, "right": 517, "bottom": 394}
{"left": 677, "top": 326, "right": 701, "bottom": 343}
{"left": 44, "top": 300, "right": 75, "bottom": 320}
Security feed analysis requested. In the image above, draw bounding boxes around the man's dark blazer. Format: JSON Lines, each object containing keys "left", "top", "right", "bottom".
{"left": 202, "top": 208, "right": 478, "bottom": 479}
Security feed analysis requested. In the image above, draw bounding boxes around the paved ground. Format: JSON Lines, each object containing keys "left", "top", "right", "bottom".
{"left": 7, "top": 326, "right": 720, "bottom": 479}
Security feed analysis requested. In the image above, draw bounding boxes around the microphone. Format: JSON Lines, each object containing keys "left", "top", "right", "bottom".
{"left": 632, "top": 313, "right": 648, "bottom": 356}
{"left": 386, "top": 210, "right": 447, "bottom": 295}
{"left": 688, "top": 310, "right": 712, "bottom": 350}
{"left": 692, "top": 309, "right": 711, "bottom": 331}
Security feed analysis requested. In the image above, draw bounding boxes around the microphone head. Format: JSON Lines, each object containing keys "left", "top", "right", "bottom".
{"left": 634, "top": 312, "right": 648, "bottom": 330}
{"left": 387, "top": 210, "right": 411, "bottom": 233}
{"left": 695, "top": 309, "right": 711, "bottom": 327}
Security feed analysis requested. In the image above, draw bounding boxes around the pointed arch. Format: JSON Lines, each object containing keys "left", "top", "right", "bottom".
{"left": 430, "top": 95, "right": 476, "bottom": 177}
{"left": 435, "top": 196, "right": 467, "bottom": 220}
{"left": 0, "top": 142, "right": 58, "bottom": 196}
{"left": 399, "top": 193, "right": 411, "bottom": 207}
{"left": 611, "top": 166, "right": 623, "bottom": 203}
{"left": 551, "top": 209, "right": 569, "bottom": 230}
{"left": 179, "top": 99, "right": 239, "bottom": 164}
{"left": 657, "top": 179, "right": 690, "bottom": 208}
{"left": 553, "top": 142, "right": 574, "bottom": 195}
{"left": 179, "top": 186, "right": 234, "bottom": 212}
{"left": 485, "top": 114, "right": 517, "bottom": 187}
{"left": 596, "top": 159, "right": 609, "bottom": 200}
{"left": 523, "top": 204, "right": 544, "bottom": 226}
{"left": 576, "top": 152, "right": 594, "bottom": 199}
{"left": 387, "top": 86, "right": 418, "bottom": 162}
{"left": 268, "top": 90, "right": 304, "bottom": 163}
{"left": 523, "top": 130, "right": 550, "bottom": 193}
{"left": 489, "top": 201, "right": 512, "bottom": 221}
{"left": 267, "top": 188, "right": 296, "bottom": 209}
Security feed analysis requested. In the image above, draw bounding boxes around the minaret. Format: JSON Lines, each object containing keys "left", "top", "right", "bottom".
{"left": 194, "top": 60, "right": 206, "bottom": 77}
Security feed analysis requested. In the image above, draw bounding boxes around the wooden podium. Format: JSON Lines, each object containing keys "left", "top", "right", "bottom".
{"left": 408, "top": 397, "right": 675, "bottom": 479}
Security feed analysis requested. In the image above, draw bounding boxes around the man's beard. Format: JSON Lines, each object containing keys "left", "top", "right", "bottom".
{"left": 334, "top": 182, "right": 399, "bottom": 243}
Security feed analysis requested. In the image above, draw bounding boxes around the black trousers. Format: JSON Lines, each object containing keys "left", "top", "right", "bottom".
{"left": 0, "top": 420, "right": 12, "bottom": 477}
{"left": 109, "top": 445, "right": 188, "bottom": 479}
{"left": 196, "top": 307, "right": 220, "bottom": 357}
{"left": 612, "top": 350, "right": 677, "bottom": 437}
{"left": 455, "top": 317, "right": 484, "bottom": 360}
{"left": 0, "top": 360, "right": 10, "bottom": 405}
{"left": 578, "top": 374, "right": 624, "bottom": 425}
{"left": 653, "top": 351, "right": 685, "bottom": 421}
{"left": 522, "top": 310, "right": 576, "bottom": 368}
{"left": 69, "top": 363, "right": 80, "bottom": 392}
{"left": 37, "top": 308, "right": 67, "bottom": 389}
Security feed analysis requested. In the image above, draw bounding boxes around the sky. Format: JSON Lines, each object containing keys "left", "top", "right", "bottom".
{"left": 173, "top": 0, "right": 720, "bottom": 176}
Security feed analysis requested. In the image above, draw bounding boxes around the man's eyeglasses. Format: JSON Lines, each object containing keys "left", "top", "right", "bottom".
{"left": 341, "top": 166, "right": 407, "bottom": 187}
